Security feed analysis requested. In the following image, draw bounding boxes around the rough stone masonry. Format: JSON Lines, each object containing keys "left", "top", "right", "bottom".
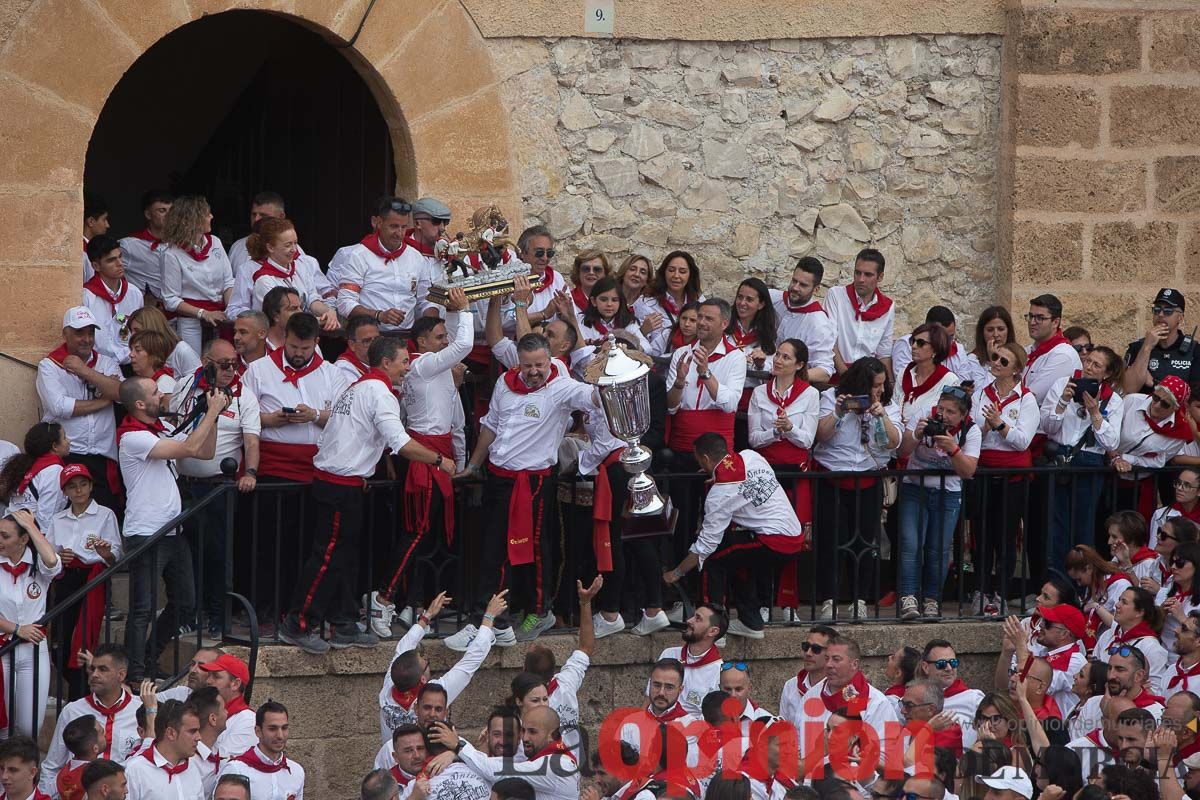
{"left": 491, "top": 34, "right": 1002, "bottom": 335}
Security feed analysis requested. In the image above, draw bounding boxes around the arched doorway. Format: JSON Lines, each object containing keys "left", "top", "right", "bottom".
{"left": 83, "top": 10, "right": 404, "bottom": 266}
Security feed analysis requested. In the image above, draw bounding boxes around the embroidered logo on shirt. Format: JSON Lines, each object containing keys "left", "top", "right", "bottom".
{"left": 524, "top": 404, "right": 540, "bottom": 419}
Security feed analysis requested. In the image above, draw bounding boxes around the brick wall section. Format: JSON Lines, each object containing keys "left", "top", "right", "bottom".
{"left": 1009, "top": 1, "right": 1200, "bottom": 347}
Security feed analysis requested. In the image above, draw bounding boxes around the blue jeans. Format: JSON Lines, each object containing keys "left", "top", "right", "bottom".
{"left": 1050, "top": 450, "right": 1106, "bottom": 572}
{"left": 898, "top": 482, "right": 962, "bottom": 601}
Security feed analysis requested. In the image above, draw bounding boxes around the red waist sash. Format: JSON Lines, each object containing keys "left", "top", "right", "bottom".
{"left": 488, "top": 463, "right": 552, "bottom": 565}
{"left": 403, "top": 432, "right": 456, "bottom": 544}
{"left": 669, "top": 409, "right": 734, "bottom": 453}
{"left": 259, "top": 441, "right": 318, "bottom": 482}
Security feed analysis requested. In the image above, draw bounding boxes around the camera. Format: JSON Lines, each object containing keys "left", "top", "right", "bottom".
{"left": 1073, "top": 377, "right": 1101, "bottom": 399}
{"left": 924, "top": 415, "right": 948, "bottom": 439}
{"left": 192, "top": 363, "right": 232, "bottom": 414}
{"left": 842, "top": 394, "right": 872, "bottom": 412}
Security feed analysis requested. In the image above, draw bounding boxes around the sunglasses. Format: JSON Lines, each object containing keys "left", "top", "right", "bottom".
{"left": 1107, "top": 645, "right": 1138, "bottom": 658}
{"left": 899, "top": 700, "right": 934, "bottom": 712}
{"left": 1073, "top": 343, "right": 1094, "bottom": 354}
{"left": 579, "top": 264, "right": 606, "bottom": 274}
{"left": 533, "top": 248, "right": 556, "bottom": 258}
{"left": 209, "top": 359, "right": 239, "bottom": 370}
{"left": 721, "top": 661, "right": 748, "bottom": 672}
{"left": 989, "top": 352, "right": 1011, "bottom": 367}
{"left": 386, "top": 200, "right": 413, "bottom": 214}
{"left": 801, "top": 642, "right": 826, "bottom": 654}
{"left": 1153, "top": 306, "right": 1181, "bottom": 316}
{"left": 1173, "top": 557, "right": 1192, "bottom": 569}
{"left": 911, "top": 337, "right": 931, "bottom": 349}
{"left": 1152, "top": 394, "right": 1175, "bottom": 410}
{"left": 1161, "top": 531, "right": 1179, "bottom": 543}
{"left": 925, "top": 658, "right": 959, "bottom": 670}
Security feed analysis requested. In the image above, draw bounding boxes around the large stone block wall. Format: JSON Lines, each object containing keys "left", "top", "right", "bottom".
{"left": 1008, "top": 1, "right": 1200, "bottom": 346}
{"left": 490, "top": 34, "right": 1003, "bottom": 335}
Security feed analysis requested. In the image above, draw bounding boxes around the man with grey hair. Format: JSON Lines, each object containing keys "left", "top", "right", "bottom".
{"left": 361, "top": 768, "right": 398, "bottom": 800}
{"left": 500, "top": 225, "right": 569, "bottom": 334}
{"left": 448, "top": 332, "right": 601, "bottom": 649}
{"left": 232, "top": 309, "right": 270, "bottom": 365}
{"left": 900, "top": 678, "right": 964, "bottom": 758}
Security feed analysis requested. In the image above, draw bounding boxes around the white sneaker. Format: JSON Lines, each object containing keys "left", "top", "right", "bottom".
{"left": 817, "top": 599, "right": 834, "bottom": 621}
{"left": 728, "top": 619, "right": 765, "bottom": 640}
{"left": 923, "top": 599, "right": 941, "bottom": 618}
{"left": 666, "top": 603, "right": 685, "bottom": 624}
{"left": 444, "top": 624, "right": 479, "bottom": 652}
{"left": 900, "top": 595, "right": 919, "bottom": 620}
{"left": 492, "top": 625, "right": 517, "bottom": 647}
{"left": 759, "top": 607, "right": 769, "bottom": 624}
{"left": 363, "top": 592, "right": 395, "bottom": 639}
{"left": 593, "top": 613, "right": 625, "bottom": 639}
{"left": 852, "top": 600, "right": 869, "bottom": 619}
{"left": 632, "top": 611, "right": 670, "bottom": 636}
{"left": 398, "top": 607, "right": 415, "bottom": 628}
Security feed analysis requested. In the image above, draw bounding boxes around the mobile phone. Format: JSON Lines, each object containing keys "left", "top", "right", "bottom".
{"left": 842, "top": 395, "right": 872, "bottom": 411}
{"left": 281, "top": 407, "right": 297, "bottom": 414}
{"left": 1073, "top": 378, "right": 1100, "bottom": 399}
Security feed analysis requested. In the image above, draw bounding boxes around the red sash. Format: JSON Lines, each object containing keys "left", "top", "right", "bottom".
{"left": 1132, "top": 688, "right": 1166, "bottom": 709}
{"left": 901, "top": 364, "right": 951, "bottom": 407}
{"left": 67, "top": 562, "right": 106, "bottom": 669}
{"left": 648, "top": 702, "right": 691, "bottom": 722}
{"left": 659, "top": 292, "right": 692, "bottom": 319}
{"left": 150, "top": 366, "right": 174, "bottom": 384}
{"left": 57, "top": 760, "right": 87, "bottom": 800}
{"left": 669, "top": 329, "right": 696, "bottom": 351}
{"left": 488, "top": 463, "right": 552, "bottom": 566}
{"left": 83, "top": 274, "right": 129, "bottom": 315}
{"left": 17, "top": 453, "right": 64, "bottom": 495}
{"left": 1143, "top": 408, "right": 1193, "bottom": 441}
{"left": 361, "top": 232, "right": 405, "bottom": 263}
{"left": 1045, "top": 644, "right": 1080, "bottom": 673}
{"left": 259, "top": 442, "right": 319, "bottom": 482}
{"left": 884, "top": 683, "right": 905, "bottom": 698}
{"left": 812, "top": 460, "right": 876, "bottom": 492}
{"left": 403, "top": 432, "right": 456, "bottom": 545}
{"left": 532, "top": 269, "right": 555, "bottom": 295}
{"left": 730, "top": 323, "right": 757, "bottom": 349}
{"left": 87, "top": 690, "right": 134, "bottom": 758}
{"left": 502, "top": 362, "right": 561, "bottom": 395}
{"left": 844, "top": 284, "right": 893, "bottom": 321}
{"left": 1026, "top": 332, "right": 1069, "bottom": 371}
{"left": 820, "top": 671, "right": 870, "bottom": 714}
{"left": 402, "top": 231, "right": 436, "bottom": 257}
{"left": 933, "top": 724, "right": 964, "bottom": 757}
{"left": 670, "top": 644, "right": 722, "bottom": 670}
{"left": 233, "top": 747, "right": 291, "bottom": 773}
{"left": 1034, "top": 694, "right": 1062, "bottom": 721}
{"left": 669, "top": 410, "right": 734, "bottom": 453}
{"left": 1114, "top": 621, "right": 1158, "bottom": 645}
{"left": 390, "top": 766, "right": 413, "bottom": 787}
{"left": 141, "top": 747, "right": 190, "bottom": 781}
{"left": 591, "top": 449, "right": 623, "bottom": 573}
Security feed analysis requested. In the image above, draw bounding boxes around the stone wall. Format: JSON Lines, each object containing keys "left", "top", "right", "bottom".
{"left": 1007, "top": 0, "right": 1200, "bottom": 347}
{"left": 491, "top": 34, "right": 1003, "bottom": 335}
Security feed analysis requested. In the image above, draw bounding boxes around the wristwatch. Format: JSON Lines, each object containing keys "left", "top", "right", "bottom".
{"left": 697, "top": 372, "right": 710, "bottom": 380}
{"left": 434, "top": 454, "right": 444, "bottom": 468}
{"left": 245, "top": 468, "right": 258, "bottom": 478}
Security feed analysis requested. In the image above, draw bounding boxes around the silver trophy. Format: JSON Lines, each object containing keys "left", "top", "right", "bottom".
{"left": 595, "top": 335, "right": 670, "bottom": 520}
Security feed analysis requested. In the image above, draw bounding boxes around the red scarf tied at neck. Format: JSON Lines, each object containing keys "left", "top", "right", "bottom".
{"left": 17, "top": 452, "right": 64, "bottom": 494}
{"left": 184, "top": 234, "right": 214, "bottom": 263}
{"left": 234, "top": 747, "right": 291, "bottom": 773}
{"left": 361, "top": 232, "right": 405, "bottom": 263}
{"left": 115, "top": 414, "right": 166, "bottom": 446}
{"left": 845, "top": 284, "right": 893, "bottom": 322}
{"left": 1026, "top": 331, "right": 1070, "bottom": 370}
{"left": 83, "top": 274, "right": 129, "bottom": 314}
{"left": 269, "top": 347, "right": 324, "bottom": 387}
{"left": 821, "top": 670, "right": 871, "bottom": 714}
{"left": 901, "top": 363, "right": 951, "bottom": 406}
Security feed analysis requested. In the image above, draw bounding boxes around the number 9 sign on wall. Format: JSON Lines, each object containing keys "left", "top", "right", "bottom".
{"left": 585, "top": 0, "right": 615, "bottom": 35}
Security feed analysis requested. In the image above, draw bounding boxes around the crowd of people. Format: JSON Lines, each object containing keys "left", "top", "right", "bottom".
{"left": 0, "top": 187, "right": 1198, "bottom": 797}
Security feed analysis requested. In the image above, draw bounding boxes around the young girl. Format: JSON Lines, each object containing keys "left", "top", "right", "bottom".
{"left": 0, "top": 422, "right": 70, "bottom": 532}
{"left": 1107, "top": 510, "right": 1158, "bottom": 583}
{"left": 1065, "top": 544, "right": 1132, "bottom": 651}
{"left": 0, "top": 509, "right": 62, "bottom": 737}
{"left": 666, "top": 302, "right": 700, "bottom": 356}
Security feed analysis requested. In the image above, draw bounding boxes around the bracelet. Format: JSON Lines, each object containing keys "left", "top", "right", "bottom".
{"left": 146, "top": 707, "right": 157, "bottom": 715}
{"left": 375, "top": 309, "right": 382, "bottom": 321}
{"left": 673, "top": 568, "right": 684, "bottom": 580}
{"left": 514, "top": 300, "right": 529, "bottom": 308}
{"left": 697, "top": 372, "right": 710, "bottom": 380}
{"left": 418, "top": 614, "right": 431, "bottom": 627}
{"left": 245, "top": 468, "right": 258, "bottom": 478}
{"left": 482, "top": 613, "right": 495, "bottom": 623}
{"left": 949, "top": 446, "right": 961, "bottom": 457}
{"left": 434, "top": 454, "right": 444, "bottom": 468}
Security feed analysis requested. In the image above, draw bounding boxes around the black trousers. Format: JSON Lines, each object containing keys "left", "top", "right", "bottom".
{"left": 970, "top": 476, "right": 1027, "bottom": 597}
{"left": 251, "top": 476, "right": 312, "bottom": 619}
{"left": 813, "top": 477, "right": 882, "bottom": 603}
{"left": 472, "top": 469, "right": 557, "bottom": 627}
{"left": 701, "top": 529, "right": 793, "bottom": 631}
{"left": 50, "top": 567, "right": 93, "bottom": 700}
{"left": 287, "top": 478, "right": 364, "bottom": 631}
{"left": 382, "top": 486, "right": 445, "bottom": 609}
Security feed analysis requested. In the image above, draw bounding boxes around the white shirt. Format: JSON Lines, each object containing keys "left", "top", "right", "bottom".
{"left": 213, "top": 707, "right": 257, "bottom": 759}
{"left": 779, "top": 670, "right": 823, "bottom": 733}
{"left": 124, "top": 746, "right": 206, "bottom": 800}
{"left": 656, "top": 645, "right": 722, "bottom": 716}
{"left": 690, "top": 450, "right": 803, "bottom": 567}
{"left": 169, "top": 374, "right": 262, "bottom": 478}
{"left": 247, "top": 256, "right": 326, "bottom": 312}
{"left": 0, "top": 545, "right": 58, "bottom": 634}
{"left": 335, "top": 240, "right": 439, "bottom": 331}
{"left": 499, "top": 270, "right": 569, "bottom": 335}
{"left": 83, "top": 278, "right": 145, "bottom": 364}
{"left": 227, "top": 246, "right": 325, "bottom": 318}
{"left": 1118, "top": 394, "right": 1189, "bottom": 471}
{"left": 665, "top": 339, "right": 748, "bottom": 413}
{"left": 159, "top": 237, "right": 235, "bottom": 312}
{"left": 1093, "top": 626, "right": 1169, "bottom": 696}
{"left": 242, "top": 353, "right": 349, "bottom": 447}
{"left": 168, "top": 341, "right": 202, "bottom": 379}
{"left": 456, "top": 739, "right": 579, "bottom": 800}
{"left": 0, "top": 441, "right": 19, "bottom": 518}
{"left": 119, "top": 427, "right": 183, "bottom": 538}
{"left": 771, "top": 293, "right": 836, "bottom": 377}
{"left": 903, "top": 410, "right": 982, "bottom": 492}
{"left": 219, "top": 746, "right": 306, "bottom": 800}
{"left": 378, "top": 623, "right": 496, "bottom": 743}
{"left": 824, "top": 285, "right": 895, "bottom": 363}
{"left": 577, "top": 405, "right": 626, "bottom": 476}
{"left": 314, "top": 373, "right": 411, "bottom": 480}
{"left": 971, "top": 382, "right": 1040, "bottom": 454}
{"left": 1149, "top": 504, "right": 1195, "bottom": 549}
{"left": 482, "top": 363, "right": 597, "bottom": 472}
{"left": 37, "top": 350, "right": 122, "bottom": 460}
{"left": 6, "top": 461, "right": 66, "bottom": 532}
{"left": 191, "top": 741, "right": 221, "bottom": 798}
{"left": 632, "top": 293, "right": 705, "bottom": 357}
{"left": 1024, "top": 339, "right": 1083, "bottom": 409}
{"left": 942, "top": 683, "right": 986, "bottom": 734}
{"left": 39, "top": 690, "right": 142, "bottom": 794}
{"left": 571, "top": 321, "right": 651, "bottom": 376}
{"left": 119, "top": 234, "right": 166, "bottom": 296}
{"left": 402, "top": 311, "right": 472, "bottom": 442}
{"left": 46, "top": 501, "right": 122, "bottom": 565}
{"left": 748, "top": 380, "right": 820, "bottom": 451}
{"left": 399, "top": 762, "right": 490, "bottom": 800}
{"left": 549, "top": 651, "right": 590, "bottom": 754}
{"left": 956, "top": 352, "right": 995, "bottom": 389}
{"left": 1042, "top": 377, "right": 1124, "bottom": 454}
{"left": 812, "top": 388, "right": 901, "bottom": 471}
{"left": 796, "top": 676, "right": 900, "bottom": 763}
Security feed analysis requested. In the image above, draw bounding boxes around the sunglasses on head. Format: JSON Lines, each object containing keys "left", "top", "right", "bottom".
{"left": 533, "top": 248, "right": 556, "bottom": 258}
{"left": 721, "top": 661, "right": 748, "bottom": 672}
{"left": 989, "top": 352, "right": 1011, "bottom": 367}
{"left": 925, "top": 658, "right": 959, "bottom": 670}
{"left": 801, "top": 642, "right": 825, "bottom": 654}
{"left": 386, "top": 200, "right": 412, "bottom": 214}
{"left": 942, "top": 385, "right": 969, "bottom": 402}
{"left": 1108, "top": 644, "right": 1138, "bottom": 658}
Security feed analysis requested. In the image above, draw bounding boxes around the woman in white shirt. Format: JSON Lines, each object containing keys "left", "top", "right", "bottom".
{"left": 897, "top": 385, "right": 981, "bottom": 620}
{"left": 1157, "top": 541, "right": 1200, "bottom": 654}
{"left": 0, "top": 422, "right": 70, "bottom": 532}
{"left": 128, "top": 329, "right": 177, "bottom": 398}
{"left": 968, "top": 343, "right": 1039, "bottom": 617}
{"left": 128, "top": 306, "right": 201, "bottom": 378}
{"left": 247, "top": 218, "right": 339, "bottom": 330}
{"left": 633, "top": 250, "right": 704, "bottom": 357}
{"left": 812, "top": 357, "right": 901, "bottom": 621}
{"left": 897, "top": 323, "right": 959, "bottom": 427}
{"left": 963, "top": 305, "right": 1018, "bottom": 391}
{"left": 159, "top": 195, "right": 234, "bottom": 354}
{"left": 1115, "top": 376, "right": 1193, "bottom": 520}
{"left": 1148, "top": 467, "right": 1200, "bottom": 549}
{"left": 568, "top": 249, "right": 610, "bottom": 322}
{"left": 1043, "top": 345, "right": 1125, "bottom": 571}
{"left": 616, "top": 254, "right": 653, "bottom": 319}
{"left": 0, "top": 509, "right": 62, "bottom": 738}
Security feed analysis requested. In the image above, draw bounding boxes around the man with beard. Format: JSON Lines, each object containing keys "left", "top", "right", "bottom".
{"left": 797, "top": 634, "right": 899, "bottom": 761}
{"left": 1072, "top": 646, "right": 1165, "bottom": 739}
{"left": 116, "top": 376, "right": 228, "bottom": 683}
{"left": 156, "top": 648, "right": 223, "bottom": 702}
{"left": 1168, "top": 612, "right": 1200, "bottom": 700}
{"left": 232, "top": 310, "right": 269, "bottom": 365}
{"left": 779, "top": 626, "right": 835, "bottom": 730}
{"left": 920, "top": 640, "right": 985, "bottom": 746}
{"left": 405, "top": 730, "right": 492, "bottom": 800}
{"left": 772, "top": 257, "right": 835, "bottom": 383}
{"left": 217, "top": 701, "right": 305, "bottom": 800}
{"left": 655, "top": 604, "right": 727, "bottom": 716}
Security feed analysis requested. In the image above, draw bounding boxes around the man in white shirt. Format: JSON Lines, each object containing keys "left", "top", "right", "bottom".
{"left": 232, "top": 310, "right": 270, "bottom": 365}
{"left": 117, "top": 375, "right": 228, "bottom": 683}
{"left": 123, "top": 699, "right": 205, "bottom": 800}
{"left": 188, "top": 685, "right": 227, "bottom": 796}
{"left": 82, "top": 191, "right": 110, "bottom": 282}
{"left": 226, "top": 191, "right": 286, "bottom": 272}
{"left": 218, "top": 701, "right": 305, "bottom": 800}
{"left": 261, "top": 286, "right": 301, "bottom": 355}
{"left": 276, "top": 335, "right": 453, "bottom": 654}
{"left": 498, "top": 226, "right": 569, "bottom": 334}
{"left": 779, "top": 625, "right": 835, "bottom": 731}
{"left": 40, "top": 644, "right": 142, "bottom": 795}
{"left": 201, "top": 654, "right": 257, "bottom": 760}
{"left": 335, "top": 314, "right": 380, "bottom": 381}
{"left": 118, "top": 189, "right": 172, "bottom": 298}
{"left": 447, "top": 333, "right": 600, "bottom": 648}
{"left": 825, "top": 248, "right": 895, "bottom": 374}
{"left": 37, "top": 307, "right": 123, "bottom": 511}
{"left": 920, "top": 640, "right": 985, "bottom": 742}
{"left": 663, "top": 434, "right": 804, "bottom": 640}
{"left": 796, "top": 634, "right": 901, "bottom": 760}
{"left": 84, "top": 234, "right": 145, "bottom": 365}
{"left": 655, "top": 606, "right": 726, "bottom": 716}
{"left": 772, "top": 256, "right": 836, "bottom": 383}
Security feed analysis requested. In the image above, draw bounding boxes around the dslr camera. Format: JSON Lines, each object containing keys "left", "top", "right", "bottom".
{"left": 923, "top": 414, "right": 948, "bottom": 441}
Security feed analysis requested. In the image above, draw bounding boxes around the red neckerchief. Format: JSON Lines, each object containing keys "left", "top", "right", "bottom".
{"left": 530, "top": 740, "right": 577, "bottom": 764}
{"left": 402, "top": 230, "right": 436, "bottom": 257}
{"left": 943, "top": 679, "right": 971, "bottom": 698}
{"left": 647, "top": 701, "right": 690, "bottom": 722}
{"left": 390, "top": 681, "right": 426, "bottom": 711}
{"left": 1169, "top": 657, "right": 1200, "bottom": 692}
{"left": 730, "top": 322, "right": 757, "bottom": 349}
{"left": 1070, "top": 370, "right": 1114, "bottom": 403}
{"left": 193, "top": 367, "right": 241, "bottom": 398}
{"left": 821, "top": 671, "right": 870, "bottom": 714}
{"left": 901, "top": 363, "right": 951, "bottom": 406}
{"left": 571, "top": 286, "right": 589, "bottom": 313}
{"left": 783, "top": 295, "right": 823, "bottom": 314}
{"left": 86, "top": 690, "right": 134, "bottom": 757}
{"left": 659, "top": 292, "right": 691, "bottom": 319}
{"left": 251, "top": 258, "right": 295, "bottom": 283}
{"left": 226, "top": 696, "right": 250, "bottom": 716}
{"left": 83, "top": 274, "right": 129, "bottom": 313}
{"left": 1176, "top": 738, "right": 1200, "bottom": 767}
{"left": 1034, "top": 693, "right": 1063, "bottom": 721}
{"left": 531, "top": 269, "right": 555, "bottom": 296}
{"left": 502, "top": 361, "right": 561, "bottom": 395}
{"left": 1114, "top": 621, "right": 1159, "bottom": 645}
{"left": 269, "top": 348, "right": 324, "bottom": 387}
{"left": 1174, "top": 502, "right": 1200, "bottom": 523}
{"left": 671, "top": 644, "right": 722, "bottom": 670}
{"left": 1, "top": 561, "right": 28, "bottom": 584}
{"left": 150, "top": 366, "right": 175, "bottom": 383}
{"left": 184, "top": 234, "right": 213, "bottom": 262}
{"left": 1133, "top": 688, "right": 1166, "bottom": 709}
{"left": 17, "top": 452, "right": 64, "bottom": 494}
{"left": 47, "top": 344, "right": 98, "bottom": 371}
{"left": 1026, "top": 331, "right": 1070, "bottom": 370}
{"left": 767, "top": 378, "right": 811, "bottom": 411}
{"left": 884, "top": 683, "right": 905, "bottom": 697}
{"left": 796, "top": 669, "right": 816, "bottom": 692}
{"left": 669, "top": 328, "right": 695, "bottom": 350}
{"left": 593, "top": 319, "right": 611, "bottom": 337}
{"left": 984, "top": 382, "right": 1028, "bottom": 414}
{"left": 1143, "top": 404, "right": 1193, "bottom": 441}
{"left": 337, "top": 350, "right": 368, "bottom": 377}
{"left": 234, "top": 747, "right": 291, "bottom": 773}
{"left": 115, "top": 414, "right": 166, "bottom": 446}
{"left": 844, "top": 284, "right": 893, "bottom": 321}
{"left": 1131, "top": 546, "right": 1157, "bottom": 566}
{"left": 131, "top": 228, "right": 163, "bottom": 251}
{"left": 1085, "top": 729, "right": 1119, "bottom": 757}
{"left": 390, "top": 765, "right": 414, "bottom": 786}
{"left": 1045, "top": 644, "right": 1080, "bottom": 672}
{"left": 711, "top": 453, "right": 746, "bottom": 485}
{"left": 360, "top": 232, "right": 405, "bottom": 263}
{"left": 142, "top": 747, "right": 189, "bottom": 781}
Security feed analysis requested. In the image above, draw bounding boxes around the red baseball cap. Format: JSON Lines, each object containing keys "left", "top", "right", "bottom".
{"left": 1039, "top": 603, "right": 1087, "bottom": 641}
{"left": 198, "top": 654, "right": 250, "bottom": 686}
{"left": 59, "top": 463, "right": 93, "bottom": 490}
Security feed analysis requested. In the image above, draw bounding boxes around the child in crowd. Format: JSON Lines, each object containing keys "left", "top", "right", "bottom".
{"left": 56, "top": 716, "right": 104, "bottom": 800}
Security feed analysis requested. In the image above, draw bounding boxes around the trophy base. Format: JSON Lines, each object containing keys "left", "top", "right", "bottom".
{"left": 428, "top": 271, "right": 543, "bottom": 305}
{"left": 621, "top": 497, "right": 677, "bottom": 540}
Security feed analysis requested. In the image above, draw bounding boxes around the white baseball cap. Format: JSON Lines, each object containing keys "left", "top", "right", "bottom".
{"left": 62, "top": 306, "right": 100, "bottom": 330}
{"left": 976, "top": 767, "right": 1033, "bottom": 799}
